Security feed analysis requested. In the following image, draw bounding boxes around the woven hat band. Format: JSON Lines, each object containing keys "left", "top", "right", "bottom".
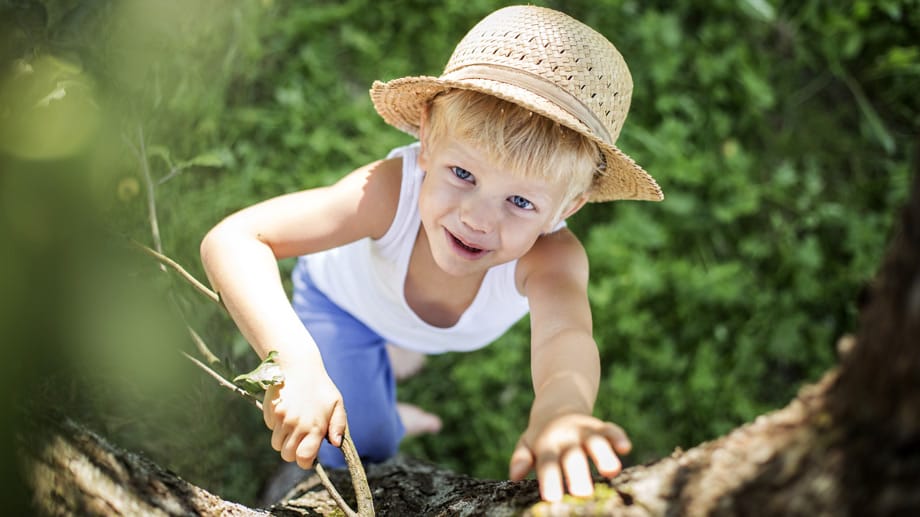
{"left": 443, "top": 64, "right": 612, "bottom": 144}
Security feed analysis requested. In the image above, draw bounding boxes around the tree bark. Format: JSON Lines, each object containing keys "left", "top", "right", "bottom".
{"left": 18, "top": 173, "right": 920, "bottom": 516}
{"left": 19, "top": 417, "right": 265, "bottom": 516}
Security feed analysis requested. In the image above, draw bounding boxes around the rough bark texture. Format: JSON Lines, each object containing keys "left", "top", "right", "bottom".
{"left": 19, "top": 417, "right": 264, "bottom": 516}
{"left": 18, "top": 172, "right": 920, "bottom": 515}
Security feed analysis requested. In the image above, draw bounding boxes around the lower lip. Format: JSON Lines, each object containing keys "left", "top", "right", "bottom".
{"left": 445, "top": 229, "right": 488, "bottom": 259}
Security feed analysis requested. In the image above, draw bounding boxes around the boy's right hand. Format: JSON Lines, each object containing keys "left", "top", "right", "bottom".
{"left": 262, "top": 372, "right": 347, "bottom": 469}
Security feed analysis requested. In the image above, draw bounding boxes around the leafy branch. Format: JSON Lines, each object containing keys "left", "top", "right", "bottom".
{"left": 139, "top": 241, "right": 375, "bottom": 516}
{"left": 128, "top": 127, "right": 374, "bottom": 516}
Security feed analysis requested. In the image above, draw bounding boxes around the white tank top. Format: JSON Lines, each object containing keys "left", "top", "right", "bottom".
{"left": 302, "top": 142, "right": 532, "bottom": 354}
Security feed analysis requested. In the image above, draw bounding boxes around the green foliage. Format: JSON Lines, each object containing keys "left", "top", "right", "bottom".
{"left": 234, "top": 351, "right": 283, "bottom": 395}
{"left": 4, "top": 0, "right": 916, "bottom": 507}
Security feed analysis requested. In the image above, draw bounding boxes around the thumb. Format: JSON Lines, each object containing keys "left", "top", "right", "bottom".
{"left": 508, "top": 440, "right": 534, "bottom": 481}
{"left": 262, "top": 385, "right": 281, "bottom": 429}
{"left": 328, "top": 403, "right": 348, "bottom": 448}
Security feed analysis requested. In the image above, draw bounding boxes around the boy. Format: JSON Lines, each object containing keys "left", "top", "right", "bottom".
{"left": 200, "top": 5, "right": 663, "bottom": 502}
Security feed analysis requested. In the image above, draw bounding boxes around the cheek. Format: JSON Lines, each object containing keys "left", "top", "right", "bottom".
{"left": 417, "top": 186, "right": 434, "bottom": 223}
{"left": 418, "top": 181, "right": 446, "bottom": 224}
{"left": 421, "top": 178, "right": 457, "bottom": 210}
{"left": 502, "top": 222, "right": 544, "bottom": 251}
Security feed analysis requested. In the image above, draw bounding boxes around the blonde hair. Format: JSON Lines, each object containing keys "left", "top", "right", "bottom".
{"left": 422, "top": 89, "right": 600, "bottom": 206}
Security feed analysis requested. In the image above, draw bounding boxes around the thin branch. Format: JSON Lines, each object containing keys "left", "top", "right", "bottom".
{"left": 187, "top": 326, "right": 222, "bottom": 367}
{"left": 833, "top": 64, "right": 895, "bottom": 154}
{"left": 136, "top": 125, "right": 165, "bottom": 256}
{"left": 133, "top": 242, "right": 221, "bottom": 305}
{"left": 315, "top": 463, "right": 359, "bottom": 517}
{"left": 342, "top": 428, "right": 375, "bottom": 516}
{"left": 157, "top": 165, "right": 184, "bottom": 186}
{"left": 181, "top": 350, "right": 367, "bottom": 517}
{"left": 182, "top": 352, "right": 263, "bottom": 408}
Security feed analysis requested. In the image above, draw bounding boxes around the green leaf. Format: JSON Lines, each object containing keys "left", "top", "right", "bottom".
{"left": 740, "top": 0, "right": 776, "bottom": 23}
{"left": 178, "top": 148, "right": 234, "bottom": 169}
{"left": 232, "top": 351, "right": 284, "bottom": 395}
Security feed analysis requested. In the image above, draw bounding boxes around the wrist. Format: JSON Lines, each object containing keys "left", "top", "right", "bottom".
{"left": 531, "top": 373, "right": 596, "bottom": 415}
{"left": 528, "top": 395, "right": 592, "bottom": 430}
{"left": 270, "top": 345, "right": 326, "bottom": 377}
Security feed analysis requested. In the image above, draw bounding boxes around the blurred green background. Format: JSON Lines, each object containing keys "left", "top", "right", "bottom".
{"left": 1, "top": 0, "right": 917, "bottom": 509}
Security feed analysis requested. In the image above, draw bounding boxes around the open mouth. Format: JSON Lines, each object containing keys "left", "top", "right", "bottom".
{"left": 447, "top": 230, "right": 485, "bottom": 255}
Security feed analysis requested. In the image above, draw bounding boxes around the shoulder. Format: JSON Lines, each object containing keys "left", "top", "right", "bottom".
{"left": 515, "top": 228, "right": 589, "bottom": 296}
{"left": 335, "top": 155, "right": 403, "bottom": 240}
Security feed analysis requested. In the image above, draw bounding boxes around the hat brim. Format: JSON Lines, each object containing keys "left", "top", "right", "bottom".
{"left": 370, "top": 76, "right": 663, "bottom": 202}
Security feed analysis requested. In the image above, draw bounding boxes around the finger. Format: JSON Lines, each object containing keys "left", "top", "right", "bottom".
{"left": 561, "top": 448, "right": 594, "bottom": 498}
{"left": 585, "top": 435, "right": 622, "bottom": 478}
{"left": 263, "top": 389, "right": 278, "bottom": 429}
{"left": 281, "top": 428, "right": 306, "bottom": 463}
{"left": 536, "top": 456, "right": 564, "bottom": 503}
{"left": 601, "top": 422, "right": 632, "bottom": 455}
{"left": 295, "top": 431, "right": 323, "bottom": 469}
{"left": 271, "top": 418, "right": 293, "bottom": 452}
{"left": 508, "top": 441, "right": 535, "bottom": 481}
{"left": 327, "top": 402, "right": 348, "bottom": 448}
{"left": 271, "top": 392, "right": 288, "bottom": 423}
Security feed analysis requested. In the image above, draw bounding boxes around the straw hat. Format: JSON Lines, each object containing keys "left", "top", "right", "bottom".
{"left": 370, "top": 5, "right": 663, "bottom": 202}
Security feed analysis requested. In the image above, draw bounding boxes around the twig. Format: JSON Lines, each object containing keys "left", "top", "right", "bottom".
{"left": 182, "top": 351, "right": 262, "bottom": 408}
{"left": 833, "top": 64, "right": 895, "bottom": 154}
{"left": 186, "top": 326, "right": 222, "bottom": 367}
{"left": 133, "top": 242, "right": 221, "bottom": 305}
{"left": 136, "top": 125, "right": 165, "bottom": 257}
{"left": 157, "top": 165, "right": 183, "bottom": 186}
{"left": 315, "top": 463, "right": 359, "bottom": 517}
{"left": 342, "top": 428, "right": 375, "bottom": 516}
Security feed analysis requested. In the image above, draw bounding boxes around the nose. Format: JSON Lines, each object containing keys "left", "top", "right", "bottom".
{"left": 459, "top": 194, "right": 496, "bottom": 233}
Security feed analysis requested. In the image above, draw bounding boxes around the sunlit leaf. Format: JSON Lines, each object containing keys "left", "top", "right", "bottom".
{"left": 740, "top": 0, "right": 776, "bottom": 23}
{"left": 232, "top": 351, "right": 283, "bottom": 395}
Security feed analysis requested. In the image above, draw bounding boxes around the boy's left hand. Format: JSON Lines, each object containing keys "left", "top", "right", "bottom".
{"left": 508, "top": 414, "right": 631, "bottom": 502}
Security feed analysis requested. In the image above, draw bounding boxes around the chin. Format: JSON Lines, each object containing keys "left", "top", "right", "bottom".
{"left": 435, "top": 256, "right": 489, "bottom": 278}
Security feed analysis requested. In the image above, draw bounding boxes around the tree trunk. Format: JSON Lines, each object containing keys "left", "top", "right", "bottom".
{"left": 18, "top": 174, "right": 920, "bottom": 516}
{"left": 19, "top": 417, "right": 265, "bottom": 516}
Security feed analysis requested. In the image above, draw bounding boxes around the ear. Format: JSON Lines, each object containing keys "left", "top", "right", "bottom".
{"left": 417, "top": 105, "right": 431, "bottom": 171}
{"left": 418, "top": 103, "right": 431, "bottom": 141}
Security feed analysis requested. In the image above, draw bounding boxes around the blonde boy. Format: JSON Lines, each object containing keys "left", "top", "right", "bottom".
{"left": 200, "top": 5, "right": 662, "bottom": 502}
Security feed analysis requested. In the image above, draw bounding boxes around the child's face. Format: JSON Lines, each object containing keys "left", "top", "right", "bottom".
{"left": 417, "top": 136, "right": 582, "bottom": 278}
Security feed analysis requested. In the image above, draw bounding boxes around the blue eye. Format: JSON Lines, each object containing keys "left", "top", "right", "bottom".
{"left": 508, "top": 195, "right": 534, "bottom": 210}
{"left": 451, "top": 166, "right": 473, "bottom": 182}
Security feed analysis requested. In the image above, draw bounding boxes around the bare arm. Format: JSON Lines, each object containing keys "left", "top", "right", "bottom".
{"left": 521, "top": 229, "right": 599, "bottom": 424}
{"left": 510, "top": 229, "right": 631, "bottom": 501}
{"left": 200, "top": 159, "right": 399, "bottom": 361}
{"left": 199, "top": 157, "right": 401, "bottom": 467}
